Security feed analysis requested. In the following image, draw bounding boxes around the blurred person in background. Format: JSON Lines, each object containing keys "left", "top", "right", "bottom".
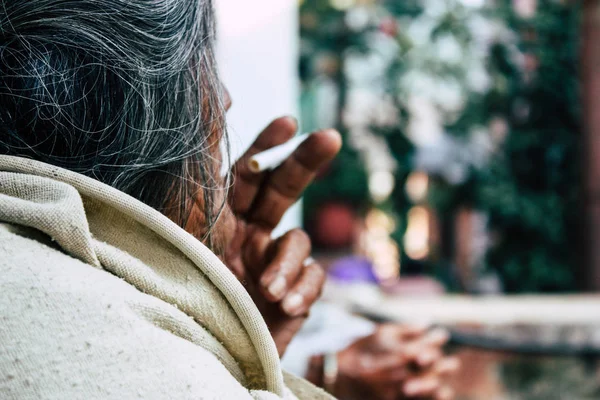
{"left": 283, "top": 301, "right": 459, "bottom": 400}
{"left": 0, "top": 0, "right": 341, "bottom": 398}
{"left": 281, "top": 210, "right": 459, "bottom": 399}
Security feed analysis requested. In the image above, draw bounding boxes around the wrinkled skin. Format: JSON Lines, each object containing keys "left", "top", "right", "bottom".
{"left": 185, "top": 115, "right": 460, "bottom": 399}
{"left": 216, "top": 116, "right": 342, "bottom": 355}
{"left": 331, "top": 324, "right": 460, "bottom": 400}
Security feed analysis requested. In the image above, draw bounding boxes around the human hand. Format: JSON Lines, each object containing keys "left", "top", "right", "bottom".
{"left": 333, "top": 324, "right": 460, "bottom": 400}
{"left": 221, "top": 117, "right": 342, "bottom": 356}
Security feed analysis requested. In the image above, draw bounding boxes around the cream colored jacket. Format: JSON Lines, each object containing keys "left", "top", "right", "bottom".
{"left": 0, "top": 155, "right": 333, "bottom": 400}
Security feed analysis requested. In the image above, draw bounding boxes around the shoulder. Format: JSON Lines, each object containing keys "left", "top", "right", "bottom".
{"left": 0, "top": 223, "right": 254, "bottom": 400}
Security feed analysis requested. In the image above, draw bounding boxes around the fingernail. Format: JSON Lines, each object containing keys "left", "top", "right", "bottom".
{"left": 404, "top": 381, "right": 421, "bottom": 396}
{"left": 418, "top": 351, "right": 435, "bottom": 365}
{"left": 438, "top": 387, "right": 454, "bottom": 400}
{"left": 324, "top": 128, "right": 342, "bottom": 143}
{"left": 282, "top": 293, "right": 304, "bottom": 315}
{"left": 443, "top": 357, "right": 461, "bottom": 371}
{"left": 268, "top": 276, "right": 287, "bottom": 299}
{"left": 284, "top": 116, "right": 298, "bottom": 128}
{"left": 429, "top": 328, "right": 449, "bottom": 342}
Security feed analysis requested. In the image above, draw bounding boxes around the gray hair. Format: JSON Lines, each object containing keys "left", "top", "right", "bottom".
{"left": 0, "top": 0, "right": 229, "bottom": 247}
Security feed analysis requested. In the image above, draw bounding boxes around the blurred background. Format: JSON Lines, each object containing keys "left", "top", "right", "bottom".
{"left": 217, "top": 0, "right": 600, "bottom": 398}
{"left": 299, "top": 0, "right": 584, "bottom": 294}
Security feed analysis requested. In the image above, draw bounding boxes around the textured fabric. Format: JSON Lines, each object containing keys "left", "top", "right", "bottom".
{"left": 0, "top": 155, "right": 334, "bottom": 400}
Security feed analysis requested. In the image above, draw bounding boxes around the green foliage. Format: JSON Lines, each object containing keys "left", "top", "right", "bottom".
{"left": 375, "top": 122, "right": 415, "bottom": 244}
{"left": 451, "top": 1, "right": 582, "bottom": 292}
{"left": 300, "top": 0, "right": 420, "bottom": 215}
{"left": 303, "top": 139, "right": 369, "bottom": 214}
{"left": 300, "top": 0, "right": 582, "bottom": 293}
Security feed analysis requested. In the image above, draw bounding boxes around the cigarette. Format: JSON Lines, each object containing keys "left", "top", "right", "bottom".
{"left": 248, "top": 133, "right": 311, "bottom": 173}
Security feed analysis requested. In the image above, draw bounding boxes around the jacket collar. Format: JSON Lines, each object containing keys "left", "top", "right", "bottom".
{"left": 0, "top": 155, "right": 284, "bottom": 395}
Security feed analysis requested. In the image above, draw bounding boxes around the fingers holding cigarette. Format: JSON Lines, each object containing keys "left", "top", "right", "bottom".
{"left": 228, "top": 116, "right": 340, "bottom": 230}
{"left": 249, "top": 134, "right": 311, "bottom": 173}
{"left": 248, "top": 130, "right": 341, "bottom": 173}
{"left": 247, "top": 128, "right": 341, "bottom": 230}
{"left": 230, "top": 117, "right": 298, "bottom": 216}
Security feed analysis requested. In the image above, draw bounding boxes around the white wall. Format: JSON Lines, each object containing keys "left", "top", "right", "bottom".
{"left": 216, "top": 0, "right": 301, "bottom": 236}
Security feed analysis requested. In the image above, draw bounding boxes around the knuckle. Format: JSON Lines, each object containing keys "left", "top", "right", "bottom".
{"left": 308, "top": 262, "right": 325, "bottom": 277}
{"left": 314, "top": 262, "right": 326, "bottom": 277}
{"left": 277, "top": 174, "right": 307, "bottom": 196}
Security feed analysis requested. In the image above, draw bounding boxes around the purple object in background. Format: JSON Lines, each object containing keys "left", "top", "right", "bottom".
{"left": 328, "top": 256, "right": 379, "bottom": 283}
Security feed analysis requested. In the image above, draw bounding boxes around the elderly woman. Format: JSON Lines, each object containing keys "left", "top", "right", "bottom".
{"left": 0, "top": 1, "right": 340, "bottom": 398}
{"left": 0, "top": 1, "right": 458, "bottom": 399}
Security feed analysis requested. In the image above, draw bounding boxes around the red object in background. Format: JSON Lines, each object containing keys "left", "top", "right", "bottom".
{"left": 379, "top": 17, "right": 399, "bottom": 37}
{"left": 313, "top": 203, "right": 355, "bottom": 248}
{"left": 523, "top": 53, "right": 539, "bottom": 73}
{"left": 582, "top": 0, "right": 600, "bottom": 290}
